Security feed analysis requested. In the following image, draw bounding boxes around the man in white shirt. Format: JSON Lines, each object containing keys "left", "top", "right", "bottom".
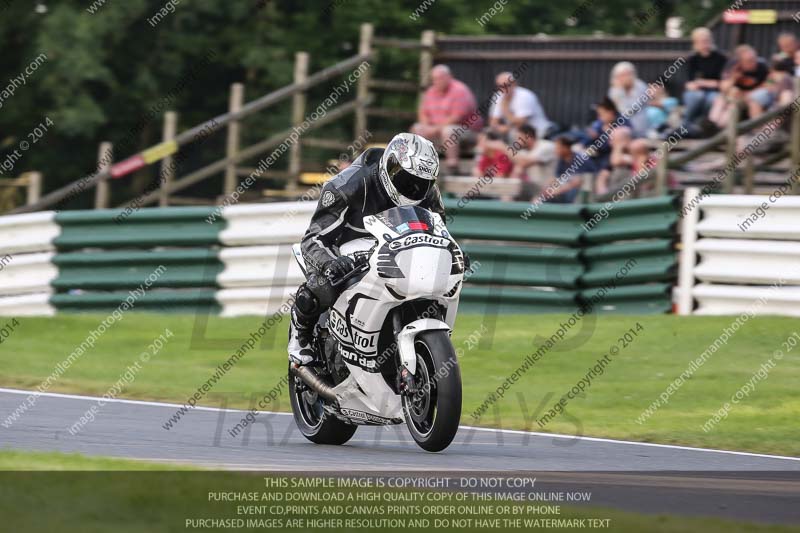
{"left": 488, "top": 71, "right": 551, "bottom": 139}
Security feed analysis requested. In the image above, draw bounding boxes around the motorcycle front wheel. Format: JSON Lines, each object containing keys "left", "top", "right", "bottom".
{"left": 288, "top": 365, "right": 357, "bottom": 445}
{"left": 402, "top": 330, "right": 462, "bottom": 452}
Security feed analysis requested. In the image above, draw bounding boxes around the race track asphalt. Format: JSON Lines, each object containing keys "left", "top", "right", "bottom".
{"left": 1, "top": 388, "right": 799, "bottom": 525}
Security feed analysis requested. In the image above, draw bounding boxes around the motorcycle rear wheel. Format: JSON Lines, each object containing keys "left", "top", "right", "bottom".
{"left": 402, "top": 330, "right": 462, "bottom": 452}
{"left": 288, "top": 365, "right": 357, "bottom": 445}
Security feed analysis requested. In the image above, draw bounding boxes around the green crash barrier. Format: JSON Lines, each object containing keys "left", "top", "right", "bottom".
{"left": 444, "top": 198, "right": 585, "bottom": 245}
{"left": 580, "top": 239, "right": 676, "bottom": 287}
{"left": 580, "top": 195, "right": 679, "bottom": 244}
{"left": 54, "top": 207, "right": 224, "bottom": 250}
{"left": 578, "top": 283, "right": 673, "bottom": 314}
{"left": 462, "top": 244, "right": 582, "bottom": 289}
{"left": 50, "top": 289, "right": 221, "bottom": 314}
{"left": 52, "top": 249, "right": 223, "bottom": 291}
{"left": 451, "top": 196, "right": 679, "bottom": 314}
{"left": 459, "top": 286, "right": 580, "bottom": 314}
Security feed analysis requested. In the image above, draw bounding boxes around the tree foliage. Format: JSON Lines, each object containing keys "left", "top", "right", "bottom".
{"left": 0, "top": 0, "right": 727, "bottom": 208}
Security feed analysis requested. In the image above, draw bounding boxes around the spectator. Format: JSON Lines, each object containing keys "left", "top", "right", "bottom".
{"left": 488, "top": 71, "right": 552, "bottom": 140}
{"left": 582, "top": 97, "right": 630, "bottom": 170}
{"left": 538, "top": 135, "right": 596, "bottom": 204}
{"left": 608, "top": 61, "right": 649, "bottom": 137}
{"left": 683, "top": 27, "right": 728, "bottom": 134}
{"left": 644, "top": 82, "right": 679, "bottom": 138}
{"left": 748, "top": 58, "right": 795, "bottom": 118}
{"left": 472, "top": 130, "right": 512, "bottom": 178}
{"left": 795, "top": 49, "right": 800, "bottom": 78}
{"left": 771, "top": 32, "right": 799, "bottom": 74}
{"left": 412, "top": 64, "right": 481, "bottom": 175}
{"left": 709, "top": 45, "right": 769, "bottom": 128}
{"left": 507, "top": 124, "right": 557, "bottom": 201}
{"left": 596, "top": 131, "right": 654, "bottom": 198}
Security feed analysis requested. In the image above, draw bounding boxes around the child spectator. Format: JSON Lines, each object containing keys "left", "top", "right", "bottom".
{"left": 473, "top": 130, "right": 512, "bottom": 178}
{"left": 582, "top": 97, "right": 630, "bottom": 170}
{"left": 645, "top": 83, "right": 679, "bottom": 138}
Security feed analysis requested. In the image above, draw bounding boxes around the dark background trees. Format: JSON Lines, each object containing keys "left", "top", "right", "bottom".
{"left": 0, "top": 0, "right": 727, "bottom": 208}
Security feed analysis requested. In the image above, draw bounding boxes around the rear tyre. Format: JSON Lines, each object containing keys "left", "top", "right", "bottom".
{"left": 402, "top": 331, "right": 462, "bottom": 452}
{"left": 288, "top": 365, "right": 357, "bottom": 445}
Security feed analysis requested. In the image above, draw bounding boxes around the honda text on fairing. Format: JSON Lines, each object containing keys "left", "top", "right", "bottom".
{"left": 289, "top": 205, "right": 466, "bottom": 452}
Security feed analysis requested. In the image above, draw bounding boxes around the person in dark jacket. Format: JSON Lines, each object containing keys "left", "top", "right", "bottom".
{"left": 288, "top": 133, "right": 446, "bottom": 364}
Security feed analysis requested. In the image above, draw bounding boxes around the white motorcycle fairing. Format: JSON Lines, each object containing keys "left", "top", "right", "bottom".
{"left": 314, "top": 208, "right": 463, "bottom": 426}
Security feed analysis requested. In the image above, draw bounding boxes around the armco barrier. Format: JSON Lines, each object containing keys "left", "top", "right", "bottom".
{"left": 677, "top": 189, "right": 800, "bottom": 316}
{"left": 0, "top": 195, "right": 678, "bottom": 316}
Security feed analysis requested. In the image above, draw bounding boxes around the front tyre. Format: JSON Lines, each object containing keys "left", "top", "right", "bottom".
{"left": 288, "top": 365, "right": 357, "bottom": 445}
{"left": 402, "top": 330, "right": 462, "bottom": 452}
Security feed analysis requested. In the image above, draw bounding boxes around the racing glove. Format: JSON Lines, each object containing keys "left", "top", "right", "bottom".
{"left": 323, "top": 255, "right": 356, "bottom": 280}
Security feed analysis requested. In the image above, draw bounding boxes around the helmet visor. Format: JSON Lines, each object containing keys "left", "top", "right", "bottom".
{"left": 387, "top": 155, "right": 431, "bottom": 201}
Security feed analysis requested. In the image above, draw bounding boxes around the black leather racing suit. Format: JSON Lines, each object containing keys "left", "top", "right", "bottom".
{"left": 292, "top": 147, "right": 446, "bottom": 329}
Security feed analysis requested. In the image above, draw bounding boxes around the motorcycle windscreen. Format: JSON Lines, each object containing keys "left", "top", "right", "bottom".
{"left": 372, "top": 206, "right": 437, "bottom": 235}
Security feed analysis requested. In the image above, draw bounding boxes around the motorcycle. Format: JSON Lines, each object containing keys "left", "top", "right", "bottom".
{"left": 289, "top": 205, "right": 465, "bottom": 452}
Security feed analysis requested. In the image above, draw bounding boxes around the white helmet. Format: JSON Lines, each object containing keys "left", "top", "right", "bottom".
{"left": 379, "top": 133, "right": 439, "bottom": 206}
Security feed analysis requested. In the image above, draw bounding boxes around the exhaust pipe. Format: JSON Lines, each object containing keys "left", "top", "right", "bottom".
{"left": 290, "top": 364, "right": 338, "bottom": 403}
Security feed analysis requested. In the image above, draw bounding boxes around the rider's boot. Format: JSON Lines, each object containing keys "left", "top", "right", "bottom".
{"left": 288, "top": 309, "right": 316, "bottom": 366}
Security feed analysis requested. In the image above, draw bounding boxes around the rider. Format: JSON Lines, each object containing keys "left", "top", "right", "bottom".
{"left": 288, "top": 132, "right": 446, "bottom": 365}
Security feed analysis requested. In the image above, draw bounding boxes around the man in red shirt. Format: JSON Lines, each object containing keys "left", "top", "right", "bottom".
{"left": 412, "top": 65, "right": 482, "bottom": 175}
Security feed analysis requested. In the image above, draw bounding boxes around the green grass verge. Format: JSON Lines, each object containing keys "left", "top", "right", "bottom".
{"left": 2, "top": 313, "right": 798, "bottom": 456}
{"left": 0, "top": 450, "right": 796, "bottom": 533}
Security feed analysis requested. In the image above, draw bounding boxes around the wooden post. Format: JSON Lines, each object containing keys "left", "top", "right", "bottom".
{"left": 94, "top": 142, "right": 113, "bottom": 209}
{"left": 791, "top": 77, "right": 800, "bottom": 194}
{"left": 288, "top": 52, "right": 309, "bottom": 191}
{"left": 723, "top": 104, "right": 739, "bottom": 193}
{"left": 24, "top": 171, "right": 42, "bottom": 205}
{"left": 418, "top": 30, "right": 435, "bottom": 91}
{"left": 743, "top": 154, "right": 755, "bottom": 194}
{"left": 354, "top": 23, "right": 373, "bottom": 143}
{"left": 224, "top": 83, "right": 244, "bottom": 197}
{"left": 655, "top": 141, "right": 669, "bottom": 195}
{"left": 159, "top": 111, "right": 178, "bottom": 207}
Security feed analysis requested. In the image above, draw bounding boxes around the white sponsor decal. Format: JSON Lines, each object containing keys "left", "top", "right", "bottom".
{"left": 321, "top": 190, "right": 336, "bottom": 207}
{"left": 340, "top": 408, "right": 397, "bottom": 424}
{"left": 340, "top": 346, "right": 378, "bottom": 370}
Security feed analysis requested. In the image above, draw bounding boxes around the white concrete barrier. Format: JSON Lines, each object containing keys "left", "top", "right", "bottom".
{"left": 218, "top": 245, "right": 305, "bottom": 288}
{"left": 220, "top": 202, "right": 315, "bottom": 246}
{"left": 696, "top": 194, "right": 800, "bottom": 240}
{"left": 0, "top": 251, "right": 57, "bottom": 296}
{"left": 693, "top": 283, "right": 800, "bottom": 317}
{"left": 217, "top": 286, "right": 296, "bottom": 318}
{"left": 0, "top": 211, "right": 59, "bottom": 255}
{"left": 694, "top": 239, "right": 800, "bottom": 285}
{"left": 0, "top": 293, "right": 55, "bottom": 316}
{"left": 678, "top": 190, "right": 800, "bottom": 316}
